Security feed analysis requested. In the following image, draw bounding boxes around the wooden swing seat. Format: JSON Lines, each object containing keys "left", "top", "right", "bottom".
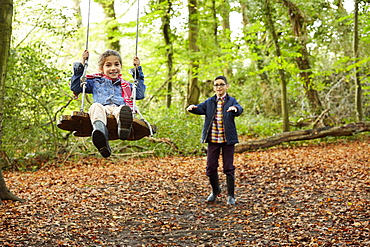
{"left": 57, "top": 111, "right": 155, "bottom": 141}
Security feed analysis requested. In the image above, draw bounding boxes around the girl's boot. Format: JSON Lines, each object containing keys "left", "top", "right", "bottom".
{"left": 118, "top": 105, "right": 133, "bottom": 140}
{"left": 92, "top": 120, "right": 111, "bottom": 158}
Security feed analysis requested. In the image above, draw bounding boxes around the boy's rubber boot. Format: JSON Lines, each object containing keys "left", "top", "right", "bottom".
{"left": 118, "top": 105, "right": 133, "bottom": 140}
{"left": 226, "top": 175, "right": 235, "bottom": 205}
{"left": 206, "top": 173, "right": 221, "bottom": 202}
{"left": 92, "top": 120, "right": 111, "bottom": 158}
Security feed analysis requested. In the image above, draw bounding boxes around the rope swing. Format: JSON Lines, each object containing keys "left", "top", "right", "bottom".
{"left": 79, "top": 0, "right": 91, "bottom": 112}
{"left": 57, "top": 0, "right": 155, "bottom": 141}
{"left": 130, "top": 0, "right": 154, "bottom": 136}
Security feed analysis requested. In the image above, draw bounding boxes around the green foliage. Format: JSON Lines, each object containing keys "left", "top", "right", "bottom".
{"left": 238, "top": 114, "right": 284, "bottom": 138}
{"left": 130, "top": 106, "right": 205, "bottom": 157}
{"left": 4, "top": 43, "right": 71, "bottom": 161}
{"left": 3, "top": 0, "right": 370, "bottom": 170}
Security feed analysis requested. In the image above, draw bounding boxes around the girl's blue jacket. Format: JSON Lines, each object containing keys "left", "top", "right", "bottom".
{"left": 189, "top": 94, "right": 243, "bottom": 145}
{"left": 70, "top": 62, "right": 146, "bottom": 106}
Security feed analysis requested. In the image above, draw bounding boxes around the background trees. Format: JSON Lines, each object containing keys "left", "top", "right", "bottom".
{"left": 1, "top": 0, "right": 369, "bottom": 169}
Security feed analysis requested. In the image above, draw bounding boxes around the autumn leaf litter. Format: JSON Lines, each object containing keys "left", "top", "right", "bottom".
{"left": 1, "top": 138, "right": 370, "bottom": 246}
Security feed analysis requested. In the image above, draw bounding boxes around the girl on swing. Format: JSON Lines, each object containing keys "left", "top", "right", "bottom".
{"left": 70, "top": 50, "right": 146, "bottom": 158}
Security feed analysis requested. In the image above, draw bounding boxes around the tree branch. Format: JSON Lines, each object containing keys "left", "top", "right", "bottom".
{"left": 235, "top": 122, "right": 370, "bottom": 153}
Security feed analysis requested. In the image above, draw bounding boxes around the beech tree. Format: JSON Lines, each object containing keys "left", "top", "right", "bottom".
{"left": 95, "top": 0, "right": 121, "bottom": 51}
{"left": 353, "top": 0, "right": 362, "bottom": 121}
{"left": 264, "top": 0, "right": 290, "bottom": 132}
{"left": 219, "top": 1, "right": 232, "bottom": 78}
{"left": 159, "top": 0, "right": 175, "bottom": 108}
{"left": 0, "top": 0, "right": 23, "bottom": 204}
{"left": 282, "top": 0, "right": 323, "bottom": 115}
{"left": 239, "top": 0, "right": 278, "bottom": 115}
{"left": 187, "top": 0, "right": 201, "bottom": 106}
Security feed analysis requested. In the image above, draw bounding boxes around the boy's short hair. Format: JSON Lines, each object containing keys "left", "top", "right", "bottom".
{"left": 215, "top": 76, "right": 227, "bottom": 84}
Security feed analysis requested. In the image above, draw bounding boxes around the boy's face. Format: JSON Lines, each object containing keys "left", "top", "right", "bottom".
{"left": 100, "top": 55, "right": 122, "bottom": 79}
{"left": 213, "top": 79, "right": 229, "bottom": 97}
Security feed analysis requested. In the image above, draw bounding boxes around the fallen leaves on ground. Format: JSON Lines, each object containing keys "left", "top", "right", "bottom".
{"left": 1, "top": 138, "right": 370, "bottom": 246}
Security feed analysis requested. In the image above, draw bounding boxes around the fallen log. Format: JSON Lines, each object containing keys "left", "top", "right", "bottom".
{"left": 235, "top": 122, "right": 370, "bottom": 153}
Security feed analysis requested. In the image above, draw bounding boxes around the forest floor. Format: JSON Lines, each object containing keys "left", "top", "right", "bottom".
{"left": 1, "top": 137, "right": 370, "bottom": 246}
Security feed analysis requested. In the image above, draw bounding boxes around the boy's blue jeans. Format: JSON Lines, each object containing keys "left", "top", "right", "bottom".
{"left": 206, "top": 142, "right": 235, "bottom": 177}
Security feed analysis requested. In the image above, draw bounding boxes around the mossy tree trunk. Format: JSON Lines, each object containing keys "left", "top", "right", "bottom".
{"left": 0, "top": 0, "right": 24, "bottom": 205}
{"left": 159, "top": 0, "right": 175, "bottom": 108}
{"left": 240, "top": 1, "right": 278, "bottom": 115}
{"left": 282, "top": 0, "right": 323, "bottom": 115}
{"left": 264, "top": 0, "right": 290, "bottom": 132}
{"left": 353, "top": 0, "right": 362, "bottom": 121}
{"left": 187, "top": 0, "right": 201, "bottom": 106}
{"left": 95, "top": 0, "right": 121, "bottom": 51}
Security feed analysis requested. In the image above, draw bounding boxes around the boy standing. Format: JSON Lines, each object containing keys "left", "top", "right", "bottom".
{"left": 187, "top": 76, "right": 243, "bottom": 205}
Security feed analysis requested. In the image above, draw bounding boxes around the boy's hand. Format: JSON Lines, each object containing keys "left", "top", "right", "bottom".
{"left": 82, "top": 50, "right": 89, "bottom": 65}
{"left": 187, "top": 105, "right": 197, "bottom": 111}
{"left": 227, "top": 106, "right": 237, "bottom": 112}
{"left": 133, "top": 56, "right": 140, "bottom": 67}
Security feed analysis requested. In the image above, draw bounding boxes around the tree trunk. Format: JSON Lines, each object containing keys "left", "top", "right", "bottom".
{"left": 0, "top": 0, "right": 23, "bottom": 205}
{"left": 264, "top": 0, "right": 290, "bottom": 131}
{"left": 219, "top": 1, "right": 232, "bottom": 78}
{"left": 211, "top": 0, "right": 218, "bottom": 45}
{"left": 235, "top": 122, "right": 370, "bottom": 153}
{"left": 160, "top": 0, "right": 174, "bottom": 108}
{"left": 0, "top": 159, "right": 24, "bottom": 204}
{"left": 187, "top": 0, "right": 200, "bottom": 106}
{"left": 240, "top": 1, "right": 278, "bottom": 115}
{"left": 353, "top": 0, "right": 362, "bottom": 121}
{"left": 95, "top": 0, "right": 120, "bottom": 51}
{"left": 282, "top": 0, "right": 323, "bottom": 115}
{"left": 71, "top": 0, "right": 83, "bottom": 28}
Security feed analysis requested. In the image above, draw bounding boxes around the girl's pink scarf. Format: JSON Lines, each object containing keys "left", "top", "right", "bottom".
{"left": 87, "top": 73, "right": 134, "bottom": 109}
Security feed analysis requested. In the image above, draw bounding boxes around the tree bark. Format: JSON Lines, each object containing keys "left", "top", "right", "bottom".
{"left": 187, "top": 0, "right": 200, "bottom": 106}
{"left": 219, "top": 1, "right": 232, "bottom": 78}
{"left": 0, "top": 0, "right": 24, "bottom": 205}
{"left": 353, "top": 0, "right": 362, "bottom": 121}
{"left": 211, "top": 0, "right": 218, "bottom": 45}
{"left": 95, "top": 0, "right": 120, "bottom": 51}
{"left": 240, "top": 1, "right": 278, "bottom": 115}
{"left": 0, "top": 161, "right": 24, "bottom": 204}
{"left": 264, "top": 0, "right": 290, "bottom": 131}
{"left": 282, "top": 0, "right": 323, "bottom": 115}
{"left": 235, "top": 122, "right": 370, "bottom": 153}
{"left": 160, "top": 0, "right": 174, "bottom": 108}
{"left": 71, "top": 0, "right": 82, "bottom": 28}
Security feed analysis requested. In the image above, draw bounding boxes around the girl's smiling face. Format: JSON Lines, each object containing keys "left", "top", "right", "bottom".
{"left": 100, "top": 55, "right": 122, "bottom": 79}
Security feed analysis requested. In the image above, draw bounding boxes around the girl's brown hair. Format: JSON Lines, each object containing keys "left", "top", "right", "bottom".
{"left": 97, "top": 50, "right": 122, "bottom": 69}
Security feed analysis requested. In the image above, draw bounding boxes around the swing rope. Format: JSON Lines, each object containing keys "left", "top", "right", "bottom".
{"left": 135, "top": 0, "right": 140, "bottom": 57}
{"left": 79, "top": 0, "right": 154, "bottom": 136}
{"left": 85, "top": 0, "right": 91, "bottom": 51}
{"left": 131, "top": 0, "right": 154, "bottom": 136}
{"left": 79, "top": 0, "right": 92, "bottom": 112}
